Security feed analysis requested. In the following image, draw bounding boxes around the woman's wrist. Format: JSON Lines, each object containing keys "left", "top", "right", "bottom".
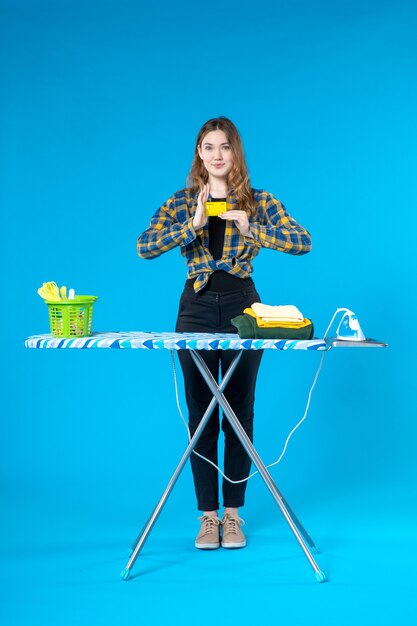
{"left": 193, "top": 217, "right": 204, "bottom": 230}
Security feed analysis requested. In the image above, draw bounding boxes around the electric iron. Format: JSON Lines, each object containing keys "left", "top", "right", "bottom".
{"left": 323, "top": 308, "right": 387, "bottom": 347}
{"left": 335, "top": 308, "right": 366, "bottom": 341}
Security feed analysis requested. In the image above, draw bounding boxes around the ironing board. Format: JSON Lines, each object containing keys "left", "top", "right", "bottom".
{"left": 25, "top": 331, "right": 386, "bottom": 583}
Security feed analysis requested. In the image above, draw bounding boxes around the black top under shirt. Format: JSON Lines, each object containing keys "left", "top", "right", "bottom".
{"left": 186, "top": 197, "right": 254, "bottom": 292}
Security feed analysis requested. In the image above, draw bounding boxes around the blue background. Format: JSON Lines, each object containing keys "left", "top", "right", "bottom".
{"left": 1, "top": 0, "right": 416, "bottom": 623}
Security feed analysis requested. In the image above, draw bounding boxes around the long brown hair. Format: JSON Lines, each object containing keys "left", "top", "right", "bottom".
{"left": 186, "top": 116, "right": 257, "bottom": 216}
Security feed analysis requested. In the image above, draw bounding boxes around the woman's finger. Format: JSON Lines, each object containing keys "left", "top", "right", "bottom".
{"left": 220, "top": 212, "right": 245, "bottom": 220}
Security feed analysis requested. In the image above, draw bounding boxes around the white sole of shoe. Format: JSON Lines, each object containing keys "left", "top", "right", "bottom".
{"left": 221, "top": 541, "right": 246, "bottom": 549}
{"left": 195, "top": 542, "right": 220, "bottom": 549}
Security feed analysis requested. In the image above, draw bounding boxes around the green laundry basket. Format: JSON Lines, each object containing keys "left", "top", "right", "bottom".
{"left": 46, "top": 296, "right": 98, "bottom": 338}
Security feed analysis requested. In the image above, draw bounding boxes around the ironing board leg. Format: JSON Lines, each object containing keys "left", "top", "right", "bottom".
{"left": 120, "top": 350, "right": 244, "bottom": 581}
{"left": 189, "top": 350, "right": 327, "bottom": 583}
{"left": 278, "top": 497, "right": 319, "bottom": 553}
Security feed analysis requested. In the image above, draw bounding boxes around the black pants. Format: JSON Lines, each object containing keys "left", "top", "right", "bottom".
{"left": 175, "top": 281, "right": 263, "bottom": 511}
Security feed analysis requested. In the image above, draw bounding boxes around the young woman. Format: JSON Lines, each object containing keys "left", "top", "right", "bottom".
{"left": 137, "top": 116, "right": 312, "bottom": 550}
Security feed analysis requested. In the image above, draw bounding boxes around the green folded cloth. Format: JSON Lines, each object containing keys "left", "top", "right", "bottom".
{"left": 231, "top": 314, "right": 314, "bottom": 340}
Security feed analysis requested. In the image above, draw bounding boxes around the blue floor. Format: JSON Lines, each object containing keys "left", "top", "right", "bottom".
{"left": 2, "top": 478, "right": 416, "bottom": 625}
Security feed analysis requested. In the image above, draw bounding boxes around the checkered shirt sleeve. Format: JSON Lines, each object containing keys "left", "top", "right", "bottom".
{"left": 137, "top": 195, "right": 197, "bottom": 258}
{"left": 246, "top": 193, "right": 312, "bottom": 255}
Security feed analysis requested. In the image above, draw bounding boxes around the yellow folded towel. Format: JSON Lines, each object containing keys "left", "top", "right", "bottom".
{"left": 250, "top": 303, "right": 304, "bottom": 322}
{"left": 244, "top": 308, "right": 311, "bottom": 328}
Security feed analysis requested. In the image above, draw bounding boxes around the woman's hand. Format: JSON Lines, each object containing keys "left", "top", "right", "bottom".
{"left": 193, "top": 183, "right": 210, "bottom": 230}
{"left": 220, "top": 210, "right": 252, "bottom": 237}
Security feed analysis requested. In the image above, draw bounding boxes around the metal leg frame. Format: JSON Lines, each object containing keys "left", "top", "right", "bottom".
{"left": 189, "top": 350, "right": 327, "bottom": 583}
{"left": 121, "top": 349, "right": 327, "bottom": 583}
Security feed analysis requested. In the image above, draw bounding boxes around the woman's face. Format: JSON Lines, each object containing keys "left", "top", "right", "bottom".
{"left": 197, "top": 129, "right": 234, "bottom": 180}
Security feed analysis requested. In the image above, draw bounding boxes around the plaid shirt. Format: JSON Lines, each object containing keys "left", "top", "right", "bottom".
{"left": 137, "top": 187, "right": 312, "bottom": 292}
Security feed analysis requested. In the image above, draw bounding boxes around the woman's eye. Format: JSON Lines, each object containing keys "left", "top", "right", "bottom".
{"left": 223, "top": 145, "right": 230, "bottom": 150}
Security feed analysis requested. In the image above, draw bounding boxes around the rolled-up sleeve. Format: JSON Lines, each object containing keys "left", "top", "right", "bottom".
{"left": 245, "top": 193, "right": 312, "bottom": 255}
{"left": 137, "top": 196, "right": 197, "bottom": 259}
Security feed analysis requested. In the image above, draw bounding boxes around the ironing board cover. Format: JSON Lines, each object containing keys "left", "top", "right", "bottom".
{"left": 24, "top": 332, "right": 328, "bottom": 351}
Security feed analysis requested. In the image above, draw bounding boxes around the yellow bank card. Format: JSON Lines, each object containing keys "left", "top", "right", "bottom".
{"left": 205, "top": 201, "right": 227, "bottom": 217}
